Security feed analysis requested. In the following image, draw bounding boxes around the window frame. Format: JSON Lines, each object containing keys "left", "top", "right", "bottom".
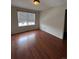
{"left": 17, "top": 10, "right": 36, "bottom": 27}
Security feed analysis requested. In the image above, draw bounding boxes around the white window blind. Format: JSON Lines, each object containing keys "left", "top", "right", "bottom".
{"left": 17, "top": 11, "right": 35, "bottom": 27}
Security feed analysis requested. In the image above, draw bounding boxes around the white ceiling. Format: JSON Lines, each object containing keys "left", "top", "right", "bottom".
{"left": 11, "top": 0, "right": 67, "bottom": 11}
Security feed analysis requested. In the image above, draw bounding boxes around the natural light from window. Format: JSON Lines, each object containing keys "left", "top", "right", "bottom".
{"left": 17, "top": 11, "right": 35, "bottom": 27}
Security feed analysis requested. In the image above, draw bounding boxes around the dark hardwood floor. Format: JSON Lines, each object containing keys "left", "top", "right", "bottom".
{"left": 11, "top": 30, "right": 67, "bottom": 59}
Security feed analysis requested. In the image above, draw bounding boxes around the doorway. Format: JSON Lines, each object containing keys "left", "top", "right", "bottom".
{"left": 63, "top": 9, "right": 67, "bottom": 40}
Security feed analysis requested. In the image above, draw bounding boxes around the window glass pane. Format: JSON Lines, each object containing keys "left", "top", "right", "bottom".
{"left": 17, "top": 11, "right": 35, "bottom": 27}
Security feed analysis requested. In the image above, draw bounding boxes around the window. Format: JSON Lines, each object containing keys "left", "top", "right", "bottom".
{"left": 17, "top": 11, "right": 35, "bottom": 27}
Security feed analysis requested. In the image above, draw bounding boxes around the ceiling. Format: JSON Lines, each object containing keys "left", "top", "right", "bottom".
{"left": 11, "top": 0, "right": 67, "bottom": 11}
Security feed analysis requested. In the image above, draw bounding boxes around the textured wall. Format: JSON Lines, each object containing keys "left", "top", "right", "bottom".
{"left": 40, "top": 6, "right": 66, "bottom": 39}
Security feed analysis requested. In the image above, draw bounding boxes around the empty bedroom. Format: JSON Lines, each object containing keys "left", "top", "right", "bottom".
{"left": 11, "top": 0, "right": 67, "bottom": 59}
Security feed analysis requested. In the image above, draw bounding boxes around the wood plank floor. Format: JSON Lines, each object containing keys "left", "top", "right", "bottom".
{"left": 11, "top": 30, "right": 67, "bottom": 59}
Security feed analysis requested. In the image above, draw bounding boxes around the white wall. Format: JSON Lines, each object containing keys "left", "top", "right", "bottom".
{"left": 11, "top": 6, "right": 40, "bottom": 34}
{"left": 40, "top": 6, "right": 66, "bottom": 39}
